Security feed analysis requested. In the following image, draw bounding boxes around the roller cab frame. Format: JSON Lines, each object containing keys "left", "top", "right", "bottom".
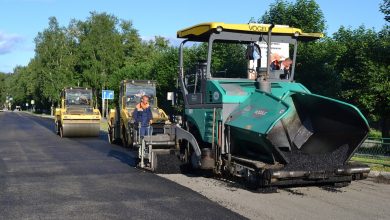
{"left": 176, "top": 22, "right": 370, "bottom": 188}
{"left": 54, "top": 87, "right": 101, "bottom": 137}
{"left": 108, "top": 80, "right": 201, "bottom": 172}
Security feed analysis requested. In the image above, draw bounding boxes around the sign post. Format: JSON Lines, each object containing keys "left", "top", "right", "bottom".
{"left": 31, "top": 100, "right": 35, "bottom": 112}
{"left": 102, "top": 90, "right": 114, "bottom": 118}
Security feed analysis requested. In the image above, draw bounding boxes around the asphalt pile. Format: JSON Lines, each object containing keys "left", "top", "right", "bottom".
{"left": 154, "top": 154, "right": 182, "bottom": 174}
{"left": 282, "top": 144, "right": 349, "bottom": 171}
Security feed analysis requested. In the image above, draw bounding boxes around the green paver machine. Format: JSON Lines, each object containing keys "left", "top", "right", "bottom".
{"left": 176, "top": 22, "right": 370, "bottom": 187}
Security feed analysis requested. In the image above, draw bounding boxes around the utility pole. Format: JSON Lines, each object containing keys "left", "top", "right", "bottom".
{"left": 106, "top": 98, "right": 109, "bottom": 119}
{"left": 102, "top": 86, "right": 105, "bottom": 118}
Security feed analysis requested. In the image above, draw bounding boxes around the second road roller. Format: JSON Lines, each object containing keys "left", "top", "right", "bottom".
{"left": 55, "top": 87, "right": 101, "bottom": 137}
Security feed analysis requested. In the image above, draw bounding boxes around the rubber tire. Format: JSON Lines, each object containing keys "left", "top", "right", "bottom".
{"left": 59, "top": 126, "right": 64, "bottom": 138}
{"left": 108, "top": 127, "right": 114, "bottom": 144}
{"left": 55, "top": 122, "right": 60, "bottom": 135}
{"left": 121, "top": 126, "right": 133, "bottom": 148}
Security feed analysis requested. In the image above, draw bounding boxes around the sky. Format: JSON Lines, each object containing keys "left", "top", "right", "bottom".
{"left": 0, "top": 0, "right": 387, "bottom": 73}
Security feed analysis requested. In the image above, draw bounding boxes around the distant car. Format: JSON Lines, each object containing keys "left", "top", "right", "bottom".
{"left": 15, "top": 106, "right": 21, "bottom": 111}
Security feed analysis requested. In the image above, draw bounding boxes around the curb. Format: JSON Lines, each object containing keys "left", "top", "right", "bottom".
{"left": 368, "top": 171, "right": 390, "bottom": 179}
{"left": 23, "top": 111, "right": 54, "bottom": 119}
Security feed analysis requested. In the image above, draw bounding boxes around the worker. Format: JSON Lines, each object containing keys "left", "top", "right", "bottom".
{"left": 279, "top": 58, "right": 292, "bottom": 79}
{"left": 280, "top": 58, "right": 292, "bottom": 71}
{"left": 270, "top": 53, "right": 282, "bottom": 70}
{"left": 270, "top": 57, "right": 293, "bottom": 79}
{"left": 133, "top": 95, "right": 153, "bottom": 138}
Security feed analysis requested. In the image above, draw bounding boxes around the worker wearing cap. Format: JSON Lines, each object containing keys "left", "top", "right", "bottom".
{"left": 132, "top": 95, "right": 153, "bottom": 138}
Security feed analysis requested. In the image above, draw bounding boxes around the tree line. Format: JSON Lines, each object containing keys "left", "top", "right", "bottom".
{"left": 0, "top": 0, "right": 389, "bottom": 138}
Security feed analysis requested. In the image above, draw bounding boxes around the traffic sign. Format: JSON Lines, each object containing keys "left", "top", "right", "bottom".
{"left": 102, "top": 90, "right": 114, "bottom": 100}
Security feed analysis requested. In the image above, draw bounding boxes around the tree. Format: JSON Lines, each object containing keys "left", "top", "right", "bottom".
{"left": 0, "top": 72, "right": 8, "bottom": 108}
{"left": 260, "top": 0, "right": 325, "bottom": 33}
{"left": 33, "top": 16, "right": 77, "bottom": 109}
{"left": 380, "top": 0, "right": 390, "bottom": 22}
{"left": 334, "top": 26, "right": 390, "bottom": 139}
{"left": 294, "top": 37, "right": 342, "bottom": 97}
{"left": 209, "top": 43, "right": 247, "bottom": 78}
{"left": 75, "top": 12, "right": 125, "bottom": 106}
{"left": 4, "top": 66, "right": 31, "bottom": 109}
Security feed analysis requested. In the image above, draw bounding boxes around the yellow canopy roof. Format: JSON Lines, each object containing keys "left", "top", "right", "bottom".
{"left": 177, "top": 22, "right": 323, "bottom": 41}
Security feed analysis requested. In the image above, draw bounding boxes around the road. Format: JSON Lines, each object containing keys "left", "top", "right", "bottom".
{"left": 161, "top": 174, "right": 390, "bottom": 220}
{"left": 0, "top": 112, "right": 243, "bottom": 220}
{"left": 1, "top": 111, "right": 390, "bottom": 220}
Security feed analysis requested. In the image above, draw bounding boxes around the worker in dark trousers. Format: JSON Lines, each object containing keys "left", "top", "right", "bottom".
{"left": 133, "top": 95, "right": 153, "bottom": 138}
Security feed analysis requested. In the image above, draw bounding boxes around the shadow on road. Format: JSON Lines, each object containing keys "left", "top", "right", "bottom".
{"left": 26, "top": 114, "right": 139, "bottom": 169}
{"left": 107, "top": 149, "right": 138, "bottom": 167}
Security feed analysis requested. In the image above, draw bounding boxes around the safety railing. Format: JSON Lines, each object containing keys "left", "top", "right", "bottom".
{"left": 355, "top": 138, "right": 390, "bottom": 157}
{"left": 353, "top": 138, "right": 390, "bottom": 169}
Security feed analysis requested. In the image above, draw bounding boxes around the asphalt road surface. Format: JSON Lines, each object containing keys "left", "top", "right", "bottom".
{"left": 0, "top": 112, "right": 244, "bottom": 220}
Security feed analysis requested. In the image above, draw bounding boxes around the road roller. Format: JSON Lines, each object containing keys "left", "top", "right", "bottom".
{"left": 174, "top": 22, "right": 370, "bottom": 188}
{"left": 55, "top": 87, "right": 101, "bottom": 137}
{"left": 108, "top": 80, "right": 200, "bottom": 173}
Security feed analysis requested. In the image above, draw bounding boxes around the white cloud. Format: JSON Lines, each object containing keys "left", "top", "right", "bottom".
{"left": 0, "top": 32, "right": 24, "bottom": 55}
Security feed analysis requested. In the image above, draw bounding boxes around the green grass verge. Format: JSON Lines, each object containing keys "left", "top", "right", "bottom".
{"left": 351, "top": 155, "right": 390, "bottom": 172}
{"left": 368, "top": 128, "right": 382, "bottom": 139}
{"left": 100, "top": 121, "right": 108, "bottom": 132}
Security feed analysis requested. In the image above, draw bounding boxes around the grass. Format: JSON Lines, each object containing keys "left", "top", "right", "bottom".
{"left": 368, "top": 128, "right": 382, "bottom": 139}
{"left": 351, "top": 155, "right": 390, "bottom": 172}
{"left": 100, "top": 120, "right": 108, "bottom": 132}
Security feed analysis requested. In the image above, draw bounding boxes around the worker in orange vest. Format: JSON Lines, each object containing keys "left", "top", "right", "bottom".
{"left": 132, "top": 95, "right": 153, "bottom": 137}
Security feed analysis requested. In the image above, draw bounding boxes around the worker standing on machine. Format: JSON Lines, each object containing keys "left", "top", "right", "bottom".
{"left": 133, "top": 95, "right": 153, "bottom": 138}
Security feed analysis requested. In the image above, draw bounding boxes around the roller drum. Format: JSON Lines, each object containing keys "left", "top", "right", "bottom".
{"left": 61, "top": 120, "right": 100, "bottom": 137}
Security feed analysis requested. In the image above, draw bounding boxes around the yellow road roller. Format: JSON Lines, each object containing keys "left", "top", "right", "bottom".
{"left": 55, "top": 87, "right": 101, "bottom": 137}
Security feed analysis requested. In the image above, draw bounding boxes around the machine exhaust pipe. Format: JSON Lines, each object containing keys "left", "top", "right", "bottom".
{"left": 256, "top": 23, "right": 274, "bottom": 93}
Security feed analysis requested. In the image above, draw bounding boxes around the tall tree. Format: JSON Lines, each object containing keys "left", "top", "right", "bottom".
{"left": 0, "top": 72, "right": 6, "bottom": 107}
{"left": 34, "top": 17, "right": 77, "bottom": 108}
{"left": 76, "top": 12, "right": 125, "bottom": 104}
{"left": 334, "top": 26, "right": 390, "bottom": 139}
{"left": 260, "top": 0, "right": 325, "bottom": 33}
{"left": 380, "top": 0, "right": 390, "bottom": 22}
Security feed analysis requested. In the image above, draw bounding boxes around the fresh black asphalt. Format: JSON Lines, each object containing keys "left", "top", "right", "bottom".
{"left": 0, "top": 112, "right": 244, "bottom": 219}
